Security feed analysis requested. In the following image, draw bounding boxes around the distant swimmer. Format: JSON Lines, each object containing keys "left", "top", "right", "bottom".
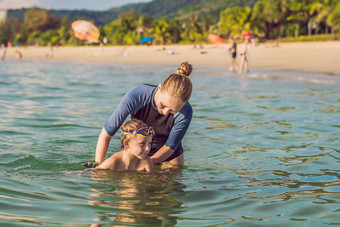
{"left": 15, "top": 50, "right": 23, "bottom": 63}
{"left": 44, "top": 44, "right": 54, "bottom": 58}
{"left": 1, "top": 43, "right": 6, "bottom": 62}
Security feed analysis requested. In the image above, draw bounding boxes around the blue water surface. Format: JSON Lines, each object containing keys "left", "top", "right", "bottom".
{"left": 0, "top": 59, "right": 339, "bottom": 226}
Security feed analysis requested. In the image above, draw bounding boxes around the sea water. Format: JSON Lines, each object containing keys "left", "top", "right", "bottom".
{"left": 0, "top": 59, "right": 339, "bottom": 226}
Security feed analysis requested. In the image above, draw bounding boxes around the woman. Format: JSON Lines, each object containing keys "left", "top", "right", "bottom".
{"left": 228, "top": 38, "right": 238, "bottom": 72}
{"left": 95, "top": 62, "right": 193, "bottom": 166}
{"left": 238, "top": 38, "right": 250, "bottom": 75}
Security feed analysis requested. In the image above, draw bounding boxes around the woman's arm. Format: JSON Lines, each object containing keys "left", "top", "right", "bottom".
{"left": 95, "top": 127, "right": 113, "bottom": 164}
{"left": 150, "top": 145, "right": 175, "bottom": 165}
{"left": 152, "top": 103, "right": 192, "bottom": 165}
{"left": 150, "top": 145, "right": 184, "bottom": 166}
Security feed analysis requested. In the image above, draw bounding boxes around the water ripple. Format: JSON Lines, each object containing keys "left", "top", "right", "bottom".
{"left": 0, "top": 60, "right": 339, "bottom": 226}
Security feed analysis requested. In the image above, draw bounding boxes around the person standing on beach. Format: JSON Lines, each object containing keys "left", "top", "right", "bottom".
{"left": 239, "top": 38, "right": 250, "bottom": 75}
{"left": 94, "top": 62, "right": 193, "bottom": 167}
{"left": 15, "top": 50, "right": 23, "bottom": 63}
{"left": 1, "top": 43, "right": 7, "bottom": 62}
{"left": 228, "top": 38, "right": 238, "bottom": 72}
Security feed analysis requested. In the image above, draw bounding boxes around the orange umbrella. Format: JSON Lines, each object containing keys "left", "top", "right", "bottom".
{"left": 72, "top": 20, "right": 100, "bottom": 42}
{"left": 208, "top": 34, "right": 226, "bottom": 45}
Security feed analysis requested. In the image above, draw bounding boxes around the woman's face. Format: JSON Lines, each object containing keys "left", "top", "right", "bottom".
{"left": 154, "top": 84, "right": 185, "bottom": 116}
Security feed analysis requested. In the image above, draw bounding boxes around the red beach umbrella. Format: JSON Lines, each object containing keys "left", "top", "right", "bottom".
{"left": 240, "top": 32, "right": 253, "bottom": 38}
{"left": 208, "top": 34, "right": 227, "bottom": 45}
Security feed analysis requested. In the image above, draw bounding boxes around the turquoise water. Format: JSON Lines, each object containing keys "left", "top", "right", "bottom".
{"left": 0, "top": 59, "right": 339, "bottom": 226}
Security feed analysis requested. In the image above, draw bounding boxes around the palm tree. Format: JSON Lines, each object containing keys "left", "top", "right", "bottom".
{"left": 327, "top": 1, "right": 340, "bottom": 39}
{"left": 218, "top": 6, "right": 252, "bottom": 38}
{"left": 251, "top": 0, "right": 289, "bottom": 39}
{"left": 104, "top": 14, "right": 138, "bottom": 45}
{"left": 149, "top": 20, "right": 170, "bottom": 45}
{"left": 287, "top": 0, "right": 313, "bottom": 37}
{"left": 167, "top": 19, "right": 182, "bottom": 43}
{"left": 309, "top": 0, "right": 334, "bottom": 34}
{"left": 136, "top": 15, "right": 153, "bottom": 37}
{"left": 181, "top": 14, "right": 203, "bottom": 42}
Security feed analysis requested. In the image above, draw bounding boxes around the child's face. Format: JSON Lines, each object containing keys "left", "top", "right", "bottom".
{"left": 127, "top": 135, "right": 152, "bottom": 160}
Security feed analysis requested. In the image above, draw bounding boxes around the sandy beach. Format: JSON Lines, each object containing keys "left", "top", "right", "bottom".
{"left": 5, "top": 41, "right": 340, "bottom": 75}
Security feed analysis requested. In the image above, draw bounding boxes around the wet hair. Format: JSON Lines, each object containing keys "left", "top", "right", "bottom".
{"left": 162, "top": 62, "right": 193, "bottom": 103}
{"left": 120, "top": 119, "right": 149, "bottom": 147}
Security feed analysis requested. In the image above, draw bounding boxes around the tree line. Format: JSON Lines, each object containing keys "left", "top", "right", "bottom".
{"left": 0, "top": 0, "right": 339, "bottom": 46}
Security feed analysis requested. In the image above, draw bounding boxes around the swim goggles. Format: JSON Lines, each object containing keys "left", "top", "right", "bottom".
{"left": 123, "top": 127, "right": 155, "bottom": 137}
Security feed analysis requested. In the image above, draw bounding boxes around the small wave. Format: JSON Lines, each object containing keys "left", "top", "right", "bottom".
{"left": 247, "top": 73, "right": 279, "bottom": 80}
{"left": 237, "top": 71, "right": 338, "bottom": 85}
{"left": 0, "top": 81, "right": 14, "bottom": 85}
{"left": 297, "top": 77, "right": 335, "bottom": 85}
{"left": 18, "top": 123, "right": 94, "bottom": 129}
{"left": 0, "top": 130, "right": 31, "bottom": 136}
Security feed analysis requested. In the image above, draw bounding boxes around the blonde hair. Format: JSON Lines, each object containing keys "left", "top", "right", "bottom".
{"left": 162, "top": 62, "right": 193, "bottom": 103}
{"left": 120, "top": 119, "right": 149, "bottom": 147}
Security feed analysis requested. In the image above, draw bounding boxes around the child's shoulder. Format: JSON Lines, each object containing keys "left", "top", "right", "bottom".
{"left": 107, "top": 150, "right": 124, "bottom": 161}
{"left": 97, "top": 151, "right": 124, "bottom": 170}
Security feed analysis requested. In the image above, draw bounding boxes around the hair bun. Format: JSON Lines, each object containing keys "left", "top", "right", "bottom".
{"left": 176, "top": 62, "right": 192, "bottom": 77}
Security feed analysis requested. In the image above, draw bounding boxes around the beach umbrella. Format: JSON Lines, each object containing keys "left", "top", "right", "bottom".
{"left": 207, "top": 34, "right": 226, "bottom": 45}
{"left": 240, "top": 32, "right": 253, "bottom": 38}
{"left": 72, "top": 20, "right": 100, "bottom": 43}
{"left": 140, "top": 37, "right": 154, "bottom": 44}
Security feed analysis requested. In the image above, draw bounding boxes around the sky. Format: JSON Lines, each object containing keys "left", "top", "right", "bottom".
{"left": 0, "top": 0, "right": 152, "bottom": 11}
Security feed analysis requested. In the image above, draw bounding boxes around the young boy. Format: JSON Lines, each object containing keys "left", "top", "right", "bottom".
{"left": 94, "top": 119, "right": 154, "bottom": 173}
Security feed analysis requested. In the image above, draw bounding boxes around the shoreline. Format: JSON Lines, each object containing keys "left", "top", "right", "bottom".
{"left": 4, "top": 41, "right": 340, "bottom": 76}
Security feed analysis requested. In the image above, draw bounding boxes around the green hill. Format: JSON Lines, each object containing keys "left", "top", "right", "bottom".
{"left": 8, "top": 0, "right": 257, "bottom": 25}
{"left": 111, "top": 0, "right": 258, "bottom": 21}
